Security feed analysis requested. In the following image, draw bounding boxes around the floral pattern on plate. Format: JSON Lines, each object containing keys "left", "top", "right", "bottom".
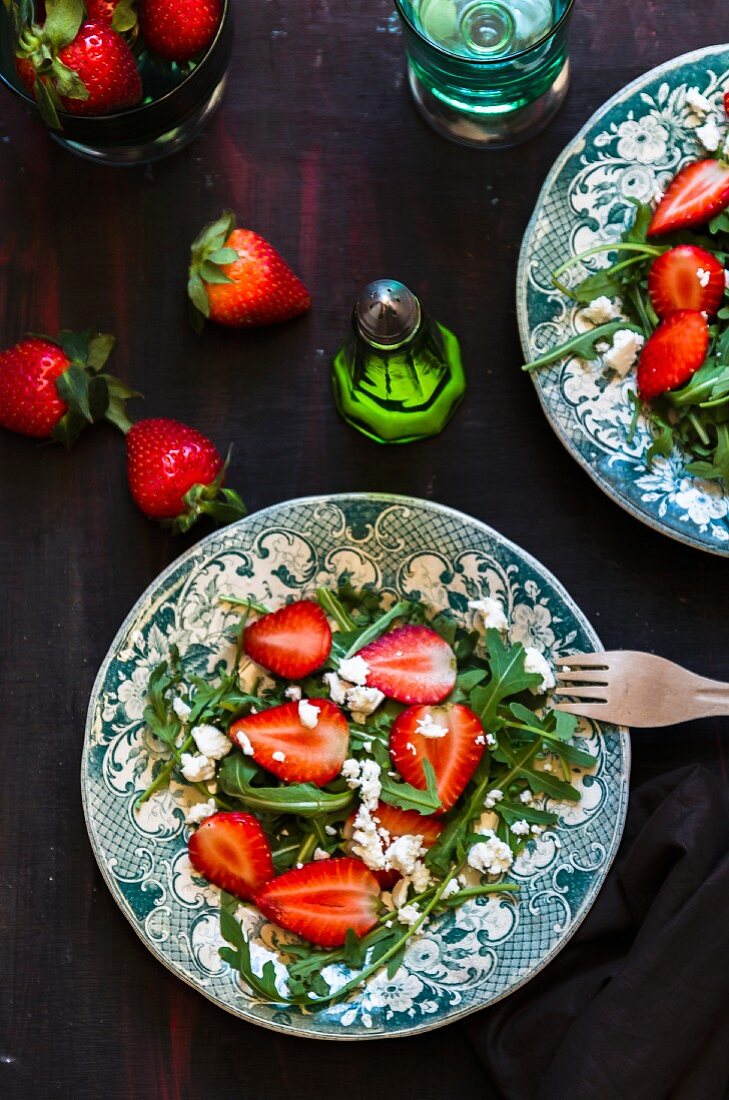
{"left": 82, "top": 495, "right": 630, "bottom": 1039}
{"left": 517, "top": 45, "right": 729, "bottom": 555}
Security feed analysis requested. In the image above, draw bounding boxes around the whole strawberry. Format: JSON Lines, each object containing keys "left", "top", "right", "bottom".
{"left": 125, "top": 417, "right": 246, "bottom": 534}
{"left": 0, "top": 330, "right": 138, "bottom": 445}
{"left": 139, "top": 0, "right": 221, "bottom": 62}
{"left": 86, "top": 0, "right": 138, "bottom": 34}
{"left": 187, "top": 211, "right": 312, "bottom": 331}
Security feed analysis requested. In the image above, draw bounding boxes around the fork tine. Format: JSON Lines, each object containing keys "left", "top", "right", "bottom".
{"left": 556, "top": 652, "right": 610, "bottom": 669}
{"left": 553, "top": 685, "right": 608, "bottom": 701}
{"left": 556, "top": 669, "right": 609, "bottom": 685}
{"left": 552, "top": 701, "right": 608, "bottom": 719}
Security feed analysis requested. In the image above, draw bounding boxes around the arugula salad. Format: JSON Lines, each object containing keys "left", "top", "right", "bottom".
{"left": 137, "top": 585, "right": 593, "bottom": 1010}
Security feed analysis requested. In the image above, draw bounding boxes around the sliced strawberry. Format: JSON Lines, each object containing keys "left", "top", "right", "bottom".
{"left": 230, "top": 699, "right": 349, "bottom": 785}
{"left": 355, "top": 625, "right": 456, "bottom": 705}
{"left": 648, "top": 159, "right": 729, "bottom": 236}
{"left": 390, "top": 704, "right": 486, "bottom": 814}
{"left": 243, "top": 600, "right": 332, "bottom": 679}
{"left": 724, "top": 91, "right": 729, "bottom": 118}
{"left": 636, "top": 310, "right": 710, "bottom": 400}
{"left": 253, "top": 857, "right": 380, "bottom": 947}
{"left": 344, "top": 801, "right": 444, "bottom": 888}
{"left": 188, "top": 812, "right": 274, "bottom": 901}
{"left": 647, "top": 245, "right": 725, "bottom": 316}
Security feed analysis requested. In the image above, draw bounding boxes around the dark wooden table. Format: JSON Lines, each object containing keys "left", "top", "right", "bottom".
{"left": 1, "top": 2, "right": 728, "bottom": 1096}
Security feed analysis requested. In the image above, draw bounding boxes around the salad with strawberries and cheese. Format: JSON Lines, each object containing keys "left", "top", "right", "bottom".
{"left": 525, "top": 88, "right": 729, "bottom": 486}
{"left": 138, "top": 585, "right": 593, "bottom": 1009}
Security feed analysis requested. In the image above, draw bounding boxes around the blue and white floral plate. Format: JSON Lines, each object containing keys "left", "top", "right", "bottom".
{"left": 518, "top": 45, "right": 729, "bottom": 555}
{"left": 82, "top": 495, "right": 629, "bottom": 1039}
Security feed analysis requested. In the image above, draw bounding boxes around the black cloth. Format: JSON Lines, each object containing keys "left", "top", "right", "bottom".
{"left": 464, "top": 765, "right": 729, "bottom": 1100}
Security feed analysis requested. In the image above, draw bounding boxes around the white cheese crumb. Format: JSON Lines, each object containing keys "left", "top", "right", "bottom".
{"left": 441, "top": 878, "right": 460, "bottom": 900}
{"left": 725, "top": 269, "right": 729, "bottom": 292}
{"left": 297, "top": 699, "right": 319, "bottom": 729}
{"left": 510, "top": 819, "right": 531, "bottom": 836}
{"left": 285, "top": 685, "right": 302, "bottom": 701}
{"left": 180, "top": 753, "right": 216, "bottom": 783}
{"left": 469, "top": 596, "right": 508, "bottom": 634}
{"left": 697, "top": 117, "right": 722, "bottom": 152}
{"left": 236, "top": 730, "right": 255, "bottom": 757}
{"left": 323, "top": 671, "right": 348, "bottom": 705}
{"left": 391, "top": 877, "right": 410, "bottom": 909}
{"left": 581, "top": 295, "right": 622, "bottom": 325}
{"left": 524, "top": 647, "right": 556, "bottom": 693}
{"left": 486, "top": 733, "right": 497, "bottom": 748}
{"left": 406, "top": 741, "right": 417, "bottom": 755}
{"left": 172, "top": 696, "right": 192, "bottom": 722}
{"left": 191, "top": 724, "right": 232, "bottom": 761}
{"left": 350, "top": 804, "right": 389, "bottom": 871}
{"left": 483, "top": 788, "right": 503, "bottom": 810}
{"left": 363, "top": 740, "right": 372, "bottom": 752}
{"left": 324, "top": 824, "right": 337, "bottom": 836}
{"left": 475, "top": 733, "right": 486, "bottom": 746}
{"left": 185, "top": 798, "right": 217, "bottom": 826}
{"left": 313, "top": 847, "right": 329, "bottom": 861}
{"left": 697, "top": 267, "right": 711, "bottom": 288}
{"left": 468, "top": 833, "right": 514, "bottom": 875}
{"left": 338, "top": 655, "right": 370, "bottom": 685}
{"left": 386, "top": 834, "right": 426, "bottom": 877}
{"left": 397, "top": 904, "right": 421, "bottom": 927}
{"left": 272, "top": 750, "right": 286, "bottom": 763}
{"left": 345, "top": 685, "right": 385, "bottom": 717}
{"left": 341, "top": 758, "right": 382, "bottom": 809}
{"left": 520, "top": 789, "right": 533, "bottom": 804}
{"left": 415, "top": 712, "right": 448, "bottom": 739}
{"left": 603, "top": 329, "right": 645, "bottom": 377}
{"left": 531, "top": 825, "right": 543, "bottom": 836}
{"left": 686, "top": 87, "right": 713, "bottom": 116}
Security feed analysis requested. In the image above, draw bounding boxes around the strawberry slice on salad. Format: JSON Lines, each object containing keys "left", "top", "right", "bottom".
{"left": 253, "top": 857, "right": 381, "bottom": 947}
{"left": 230, "top": 699, "right": 349, "bottom": 785}
{"left": 648, "top": 159, "right": 729, "bottom": 236}
{"left": 344, "top": 800, "right": 444, "bottom": 888}
{"left": 636, "top": 310, "right": 710, "bottom": 400}
{"left": 243, "top": 600, "right": 332, "bottom": 679}
{"left": 647, "top": 245, "right": 726, "bottom": 317}
{"left": 188, "top": 812, "right": 274, "bottom": 901}
{"left": 355, "top": 624, "right": 457, "bottom": 705}
{"left": 390, "top": 704, "right": 486, "bottom": 814}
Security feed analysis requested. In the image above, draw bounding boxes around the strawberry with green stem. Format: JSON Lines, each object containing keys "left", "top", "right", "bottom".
{"left": 0, "top": 329, "right": 139, "bottom": 445}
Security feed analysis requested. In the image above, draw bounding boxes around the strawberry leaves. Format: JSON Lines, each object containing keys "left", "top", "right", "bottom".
{"left": 188, "top": 210, "right": 236, "bottom": 329}
{"left": 48, "top": 329, "right": 140, "bottom": 445}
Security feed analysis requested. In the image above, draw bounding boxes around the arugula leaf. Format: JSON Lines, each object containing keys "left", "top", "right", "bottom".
{"left": 379, "top": 759, "right": 442, "bottom": 815}
{"left": 523, "top": 321, "right": 643, "bottom": 371}
{"left": 219, "top": 754, "right": 354, "bottom": 818}
{"left": 469, "top": 631, "right": 542, "bottom": 727}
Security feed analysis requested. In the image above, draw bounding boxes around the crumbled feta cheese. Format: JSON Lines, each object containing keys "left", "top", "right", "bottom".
{"left": 236, "top": 730, "right": 255, "bottom": 757}
{"left": 324, "top": 824, "right": 337, "bottom": 836}
{"left": 725, "top": 269, "right": 729, "bottom": 292}
{"left": 697, "top": 267, "right": 711, "bottom": 288}
{"left": 323, "top": 671, "right": 348, "bottom": 705}
{"left": 185, "top": 798, "right": 217, "bottom": 826}
{"left": 650, "top": 183, "right": 665, "bottom": 210}
{"left": 386, "top": 834, "right": 425, "bottom": 876}
{"left": 524, "top": 647, "right": 556, "bottom": 693}
{"left": 441, "top": 878, "right": 460, "bottom": 900}
{"left": 510, "top": 819, "right": 531, "bottom": 836}
{"left": 697, "top": 117, "right": 722, "bottom": 152}
{"left": 581, "top": 295, "right": 621, "bottom": 325}
{"left": 313, "top": 847, "right": 329, "bottom": 861}
{"left": 410, "top": 861, "right": 432, "bottom": 893}
{"left": 172, "top": 696, "right": 192, "bottom": 722}
{"left": 391, "top": 877, "right": 410, "bottom": 908}
{"left": 475, "top": 733, "right": 486, "bottom": 746}
{"left": 686, "top": 87, "right": 713, "bottom": 116}
{"left": 285, "top": 685, "right": 302, "bottom": 701}
{"left": 397, "top": 904, "right": 421, "bottom": 927}
{"left": 350, "top": 804, "right": 389, "bottom": 871}
{"left": 341, "top": 758, "right": 382, "bottom": 809}
{"left": 406, "top": 741, "right": 417, "bottom": 755}
{"left": 297, "top": 699, "right": 320, "bottom": 729}
{"left": 345, "top": 685, "right": 385, "bottom": 717}
{"left": 483, "top": 788, "right": 503, "bottom": 810}
{"left": 603, "top": 329, "right": 645, "bottom": 377}
{"left": 363, "top": 740, "right": 372, "bottom": 752}
{"left": 191, "top": 724, "right": 232, "bottom": 761}
{"left": 338, "top": 655, "right": 370, "bottom": 685}
{"left": 180, "top": 753, "right": 216, "bottom": 783}
{"left": 519, "top": 789, "right": 533, "bottom": 804}
{"left": 415, "top": 712, "right": 448, "bottom": 739}
{"left": 272, "top": 750, "right": 286, "bottom": 763}
{"left": 468, "top": 833, "right": 514, "bottom": 875}
{"left": 486, "top": 733, "right": 497, "bottom": 748}
{"left": 469, "top": 596, "right": 508, "bottom": 634}
{"left": 531, "top": 825, "right": 543, "bottom": 836}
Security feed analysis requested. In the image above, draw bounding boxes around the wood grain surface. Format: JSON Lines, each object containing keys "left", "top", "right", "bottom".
{"left": 1, "top": 2, "right": 727, "bottom": 1096}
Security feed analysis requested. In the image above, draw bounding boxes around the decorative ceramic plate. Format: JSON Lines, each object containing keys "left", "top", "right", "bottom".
{"left": 82, "top": 495, "right": 629, "bottom": 1039}
{"left": 518, "top": 45, "right": 729, "bottom": 555}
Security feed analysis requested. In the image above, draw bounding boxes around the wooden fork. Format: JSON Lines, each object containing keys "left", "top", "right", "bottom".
{"left": 553, "top": 651, "right": 729, "bottom": 727}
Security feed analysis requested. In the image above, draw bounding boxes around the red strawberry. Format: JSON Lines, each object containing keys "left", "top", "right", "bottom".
{"left": 724, "top": 91, "right": 729, "bottom": 118}
{"left": 188, "top": 811, "right": 274, "bottom": 901}
{"left": 230, "top": 699, "right": 349, "bottom": 786}
{"left": 253, "top": 858, "right": 380, "bottom": 947}
{"left": 648, "top": 160, "right": 729, "bottom": 236}
{"left": 139, "top": 0, "right": 221, "bottom": 61}
{"left": 355, "top": 625, "right": 457, "bottom": 705}
{"left": 188, "top": 211, "right": 311, "bottom": 331}
{"left": 243, "top": 600, "right": 332, "bottom": 679}
{"left": 0, "top": 330, "right": 134, "bottom": 445}
{"left": 86, "top": 0, "right": 138, "bottom": 33}
{"left": 648, "top": 245, "right": 725, "bottom": 317}
{"left": 125, "top": 417, "right": 246, "bottom": 533}
{"left": 344, "top": 801, "right": 443, "bottom": 888}
{"left": 636, "top": 310, "right": 710, "bottom": 400}
{"left": 390, "top": 704, "right": 486, "bottom": 814}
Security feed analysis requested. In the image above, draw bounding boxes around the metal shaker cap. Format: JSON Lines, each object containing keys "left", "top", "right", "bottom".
{"left": 355, "top": 280, "right": 422, "bottom": 348}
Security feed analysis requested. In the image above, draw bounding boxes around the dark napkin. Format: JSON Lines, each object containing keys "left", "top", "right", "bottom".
{"left": 463, "top": 765, "right": 729, "bottom": 1100}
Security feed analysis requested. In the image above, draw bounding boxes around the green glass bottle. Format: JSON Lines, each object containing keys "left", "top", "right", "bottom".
{"left": 331, "top": 280, "right": 466, "bottom": 444}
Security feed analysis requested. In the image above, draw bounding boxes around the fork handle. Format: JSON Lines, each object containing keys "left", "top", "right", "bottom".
{"left": 691, "top": 676, "right": 729, "bottom": 718}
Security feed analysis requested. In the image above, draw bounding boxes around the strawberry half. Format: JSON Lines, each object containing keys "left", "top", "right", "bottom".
{"left": 188, "top": 811, "right": 274, "bottom": 901}
{"left": 230, "top": 699, "right": 349, "bottom": 786}
{"left": 243, "top": 600, "right": 332, "bottom": 679}
{"left": 648, "top": 159, "right": 729, "bottom": 236}
{"left": 724, "top": 91, "right": 729, "bottom": 119}
{"left": 253, "top": 858, "right": 380, "bottom": 947}
{"left": 188, "top": 211, "right": 311, "bottom": 331}
{"left": 390, "top": 704, "right": 486, "bottom": 814}
{"left": 344, "top": 801, "right": 444, "bottom": 888}
{"left": 355, "top": 624, "right": 457, "bottom": 705}
{"left": 647, "top": 245, "right": 725, "bottom": 317}
{"left": 636, "top": 310, "right": 710, "bottom": 400}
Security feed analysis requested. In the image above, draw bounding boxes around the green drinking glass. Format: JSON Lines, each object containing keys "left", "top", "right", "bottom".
{"left": 394, "top": 0, "right": 575, "bottom": 149}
